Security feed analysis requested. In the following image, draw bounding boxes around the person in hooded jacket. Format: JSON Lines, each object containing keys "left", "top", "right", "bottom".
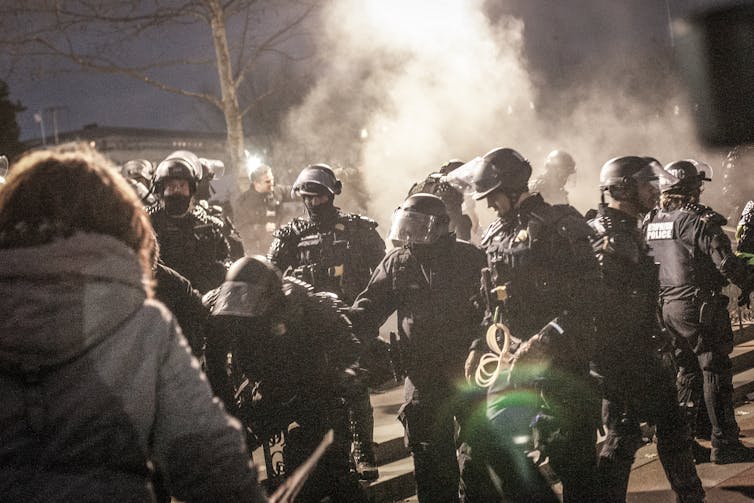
{"left": 0, "top": 144, "right": 266, "bottom": 503}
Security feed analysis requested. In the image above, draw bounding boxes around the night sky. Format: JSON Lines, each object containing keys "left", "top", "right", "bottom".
{"left": 4, "top": 0, "right": 734, "bottom": 141}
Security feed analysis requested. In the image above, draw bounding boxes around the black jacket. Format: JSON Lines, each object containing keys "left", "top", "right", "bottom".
{"left": 268, "top": 210, "right": 386, "bottom": 304}
{"left": 474, "top": 194, "right": 601, "bottom": 359}
{"left": 351, "top": 236, "right": 486, "bottom": 388}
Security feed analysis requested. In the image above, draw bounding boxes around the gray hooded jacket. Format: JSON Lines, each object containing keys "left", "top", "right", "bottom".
{"left": 0, "top": 232, "right": 266, "bottom": 502}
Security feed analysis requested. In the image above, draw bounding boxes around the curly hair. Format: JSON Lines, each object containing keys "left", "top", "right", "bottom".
{"left": 0, "top": 143, "right": 156, "bottom": 293}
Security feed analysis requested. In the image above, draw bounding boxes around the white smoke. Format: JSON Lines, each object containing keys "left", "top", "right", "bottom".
{"left": 274, "top": 0, "right": 724, "bottom": 232}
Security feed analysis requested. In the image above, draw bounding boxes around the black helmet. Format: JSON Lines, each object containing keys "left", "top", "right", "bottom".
{"left": 439, "top": 159, "right": 465, "bottom": 176}
{"left": 210, "top": 256, "right": 284, "bottom": 318}
{"left": 153, "top": 150, "right": 202, "bottom": 194}
{"left": 388, "top": 193, "right": 450, "bottom": 245}
{"left": 544, "top": 150, "right": 576, "bottom": 174}
{"left": 661, "top": 159, "right": 712, "bottom": 194}
{"left": 291, "top": 164, "right": 342, "bottom": 197}
{"left": 599, "top": 156, "right": 672, "bottom": 200}
{"left": 122, "top": 159, "right": 154, "bottom": 185}
{"left": 471, "top": 147, "right": 532, "bottom": 200}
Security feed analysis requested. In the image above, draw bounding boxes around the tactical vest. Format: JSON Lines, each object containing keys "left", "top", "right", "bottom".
{"left": 645, "top": 205, "right": 726, "bottom": 296}
{"left": 282, "top": 213, "right": 379, "bottom": 303}
{"left": 482, "top": 196, "right": 594, "bottom": 340}
{"left": 589, "top": 206, "right": 658, "bottom": 331}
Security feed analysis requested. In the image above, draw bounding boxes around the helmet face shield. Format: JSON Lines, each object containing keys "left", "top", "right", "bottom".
{"left": 211, "top": 281, "right": 278, "bottom": 318}
{"left": 636, "top": 162, "right": 677, "bottom": 191}
{"left": 388, "top": 208, "right": 447, "bottom": 245}
{"left": 445, "top": 157, "right": 482, "bottom": 195}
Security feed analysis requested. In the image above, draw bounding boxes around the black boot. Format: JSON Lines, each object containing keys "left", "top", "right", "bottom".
{"left": 711, "top": 441, "right": 754, "bottom": 464}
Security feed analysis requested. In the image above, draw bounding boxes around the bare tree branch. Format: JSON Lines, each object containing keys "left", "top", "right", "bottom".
{"left": 233, "top": 1, "right": 315, "bottom": 89}
{"left": 34, "top": 36, "right": 223, "bottom": 109}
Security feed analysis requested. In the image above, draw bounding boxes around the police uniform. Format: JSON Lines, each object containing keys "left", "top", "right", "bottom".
{"left": 645, "top": 201, "right": 751, "bottom": 451}
{"left": 150, "top": 205, "right": 231, "bottom": 294}
{"left": 268, "top": 208, "right": 386, "bottom": 477}
{"left": 268, "top": 211, "right": 385, "bottom": 305}
{"left": 234, "top": 185, "right": 290, "bottom": 256}
{"left": 589, "top": 205, "right": 704, "bottom": 502}
{"left": 351, "top": 235, "right": 487, "bottom": 502}
{"left": 204, "top": 275, "right": 367, "bottom": 503}
{"left": 475, "top": 194, "right": 601, "bottom": 503}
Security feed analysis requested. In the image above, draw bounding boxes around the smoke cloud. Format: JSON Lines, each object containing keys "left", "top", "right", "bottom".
{"left": 273, "top": 0, "right": 725, "bottom": 234}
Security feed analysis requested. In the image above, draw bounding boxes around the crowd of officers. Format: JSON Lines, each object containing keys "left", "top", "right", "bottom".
{"left": 112, "top": 143, "right": 754, "bottom": 503}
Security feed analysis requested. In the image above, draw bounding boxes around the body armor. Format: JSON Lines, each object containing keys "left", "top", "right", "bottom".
{"left": 269, "top": 211, "right": 384, "bottom": 304}
{"left": 481, "top": 194, "right": 597, "bottom": 343}
{"left": 150, "top": 205, "right": 230, "bottom": 293}
{"left": 645, "top": 203, "right": 729, "bottom": 300}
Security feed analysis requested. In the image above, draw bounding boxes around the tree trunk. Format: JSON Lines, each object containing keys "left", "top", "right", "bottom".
{"left": 207, "top": 0, "right": 245, "bottom": 190}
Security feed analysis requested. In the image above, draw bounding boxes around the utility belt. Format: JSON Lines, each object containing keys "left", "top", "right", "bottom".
{"left": 661, "top": 289, "right": 727, "bottom": 325}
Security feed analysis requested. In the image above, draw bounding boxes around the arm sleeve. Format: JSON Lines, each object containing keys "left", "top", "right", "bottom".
{"left": 151, "top": 319, "right": 267, "bottom": 503}
{"left": 267, "top": 232, "right": 296, "bottom": 273}
{"left": 698, "top": 219, "right": 751, "bottom": 288}
{"left": 364, "top": 227, "right": 387, "bottom": 272}
{"left": 350, "top": 255, "right": 399, "bottom": 337}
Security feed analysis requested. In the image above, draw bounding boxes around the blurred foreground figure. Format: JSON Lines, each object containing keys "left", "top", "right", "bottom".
{"left": 528, "top": 149, "right": 576, "bottom": 205}
{"left": 645, "top": 159, "right": 754, "bottom": 464}
{"left": 150, "top": 150, "right": 231, "bottom": 293}
{"left": 465, "top": 147, "right": 600, "bottom": 502}
{"left": 350, "top": 193, "right": 493, "bottom": 502}
{"left": 203, "top": 256, "right": 368, "bottom": 502}
{"left": 269, "top": 163, "right": 385, "bottom": 480}
{"left": 0, "top": 144, "right": 266, "bottom": 502}
{"left": 590, "top": 157, "right": 704, "bottom": 502}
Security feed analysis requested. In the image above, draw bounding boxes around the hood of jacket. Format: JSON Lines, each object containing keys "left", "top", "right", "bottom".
{"left": 0, "top": 232, "right": 148, "bottom": 374}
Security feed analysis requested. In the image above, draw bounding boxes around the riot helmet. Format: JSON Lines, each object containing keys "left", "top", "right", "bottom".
{"left": 438, "top": 159, "right": 465, "bottom": 176}
{"left": 661, "top": 159, "right": 712, "bottom": 194}
{"left": 291, "top": 164, "right": 342, "bottom": 198}
{"left": 210, "top": 256, "right": 284, "bottom": 318}
{"left": 544, "top": 150, "right": 576, "bottom": 175}
{"left": 599, "top": 156, "right": 674, "bottom": 212}
{"left": 471, "top": 147, "right": 532, "bottom": 201}
{"left": 388, "top": 193, "right": 450, "bottom": 246}
{"left": 122, "top": 159, "right": 154, "bottom": 187}
{"left": 153, "top": 150, "right": 202, "bottom": 195}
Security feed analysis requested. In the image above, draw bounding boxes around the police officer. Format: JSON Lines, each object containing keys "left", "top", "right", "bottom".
{"left": 150, "top": 150, "right": 231, "bottom": 294}
{"left": 408, "top": 160, "right": 474, "bottom": 241}
{"left": 202, "top": 256, "right": 368, "bottom": 503}
{"left": 590, "top": 157, "right": 704, "bottom": 502}
{"left": 234, "top": 163, "right": 292, "bottom": 255}
{"left": 528, "top": 149, "right": 576, "bottom": 205}
{"left": 645, "top": 159, "right": 754, "bottom": 464}
{"left": 349, "top": 193, "right": 491, "bottom": 502}
{"left": 268, "top": 163, "right": 386, "bottom": 480}
{"left": 464, "top": 147, "right": 601, "bottom": 503}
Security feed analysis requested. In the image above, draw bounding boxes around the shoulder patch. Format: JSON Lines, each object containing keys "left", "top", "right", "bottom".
{"left": 645, "top": 221, "right": 675, "bottom": 241}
